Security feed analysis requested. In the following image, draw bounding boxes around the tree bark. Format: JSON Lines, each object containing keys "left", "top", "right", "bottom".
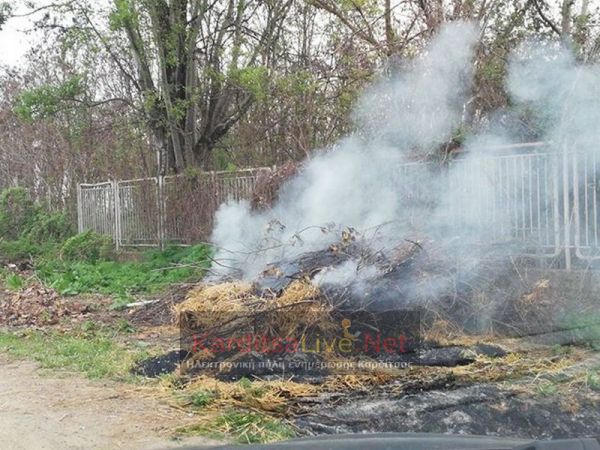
{"left": 561, "top": 0, "right": 574, "bottom": 38}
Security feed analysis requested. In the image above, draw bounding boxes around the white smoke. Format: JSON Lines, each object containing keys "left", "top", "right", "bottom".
{"left": 355, "top": 23, "right": 477, "bottom": 154}
{"left": 507, "top": 41, "right": 600, "bottom": 152}
{"left": 211, "top": 21, "right": 479, "bottom": 280}
{"left": 313, "top": 260, "right": 382, "bottom": 288}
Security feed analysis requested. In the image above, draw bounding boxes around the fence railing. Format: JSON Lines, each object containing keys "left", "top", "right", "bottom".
{"left": 77, "top": 148, "right": 600, "bottom": 268}
{"left": 393, "top": 148, "right": 600, "bottom": 268}
{"left": 77, "top": 168, "right": 272, "bottom": 249}
{"left": 477, "top": 150, "right": 600, "bottom": 267}
{"left": 447, "top": 151, "right": 562, "bottom": 257}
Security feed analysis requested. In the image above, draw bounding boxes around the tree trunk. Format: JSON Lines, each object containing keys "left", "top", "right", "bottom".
{"left": 194, "top": 140, "right": 214, "bottom": 170}
{"left": 561, "top": 0, "right": 574, "bottom": 38}
{"left": 384, "top": 0, "right": 395, "bottom": 56}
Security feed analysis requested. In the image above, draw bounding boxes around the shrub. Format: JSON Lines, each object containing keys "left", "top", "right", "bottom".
{"left": 0, "top": 187, "right": 36, "bottom": 239}
{"left": 0, "top": 239, "right": 34, "bottom": 261}
{"left": 61, "top": 231, "right": 114, "bottom": 262}
{"left": 0, "top": 238, "right": 58, "bottom": 261}
{"left": 25, "top": 211, "right": 74, "bottom": 243}
{"left": 146, "top": 244, "right": 212, "bottom": 266}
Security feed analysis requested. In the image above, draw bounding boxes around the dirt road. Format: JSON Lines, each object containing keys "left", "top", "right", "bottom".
{"left": 0, "top": 357, "right": 221, "bottom": 450}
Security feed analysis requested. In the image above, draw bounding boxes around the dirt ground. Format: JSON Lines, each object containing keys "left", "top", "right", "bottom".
{"left": 0, "top": 356, "right": 222, "bottom": 450}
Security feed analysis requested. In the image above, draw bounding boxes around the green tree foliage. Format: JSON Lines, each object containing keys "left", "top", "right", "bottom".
{"left": 14, "top": 76, "right": 85, "bottom": 122}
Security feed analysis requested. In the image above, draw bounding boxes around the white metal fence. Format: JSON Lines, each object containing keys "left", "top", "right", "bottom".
{"left": 392, "top": 148, "right": 600, "bottom": 268}
{"left": 77, "top": 168, "right": 272, "bottom": 249}
{"left": 448, "top": 151, "right": 562, "bottom": 257}
{"left": 77, "top": 148, "right": 600, "bottom": 267}
{"left": 77, "top": 181, "right": 116, "bottom": 238}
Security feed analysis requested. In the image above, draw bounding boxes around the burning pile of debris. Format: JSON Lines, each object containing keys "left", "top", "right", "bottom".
{"left": 169, "top": 227, "right": 550, "bottom": 381}
{"left": 136, "top": 230, "right": 600, "bottom": 440}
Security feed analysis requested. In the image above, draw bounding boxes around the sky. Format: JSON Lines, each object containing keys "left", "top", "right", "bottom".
{"left": 0, "top": 13, "right": 34, "bottom": 67}
{"left": 0, "top": 0, "right": 58, "bottom": 68}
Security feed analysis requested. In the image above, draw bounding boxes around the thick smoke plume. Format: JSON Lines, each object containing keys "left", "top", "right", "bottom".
{"left": 507, "top": 41, "right": 600, "bottom": 152}
{"left": 210, "top": 22, "right": 600, "bottom": 295}
{"left": 211, "top": 22, "right": 478, "bottom": 280}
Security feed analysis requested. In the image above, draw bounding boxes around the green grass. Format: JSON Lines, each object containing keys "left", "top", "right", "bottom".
{"left": 558, "top": 312, "right": 600, "bottom": 349}
{"left": 4, "top": 273, "right": 25, "bottom": 291}
{"left": 536, "top": 381, "right": 558, "bottom": 397}
{"left": 178, "top": 409, "right": 295, "bottom": 444}
{"left": 0, "top": 327, "right": 149, "bottom": 380}
{"left": 189, "top": 389, "right": 215, "bottom": 408}
{"left": 35, "top": 244, "right": 211, "bottom": 299}
{"left": 587, "top": 370, "right": 600, "bottom": 391}
{"left": 238, "top": 377, "right": 267, "bottom": 399}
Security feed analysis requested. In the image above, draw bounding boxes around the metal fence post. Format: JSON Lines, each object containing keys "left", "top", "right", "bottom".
{"left": 157, "top": 175, "right": 166, "bottom": 250}
{"left": 76, "top": 184, "right": 83, "bottom": 234}
{"left": 562, "top": 148, "right": 572, "bottom": 270}
{"left": 113, "top": 180, "right": 121, "bottom": 251}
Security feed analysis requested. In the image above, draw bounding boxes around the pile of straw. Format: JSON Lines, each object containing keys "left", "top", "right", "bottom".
{"left": 174, "top": 282, "right": 260, "bottom": 330}
{"left": 174, "top": 279, "right": 334, "bottom": 340}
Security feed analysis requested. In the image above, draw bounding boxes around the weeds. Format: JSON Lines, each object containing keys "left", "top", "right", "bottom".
{"left": 587, "top": 370, "right": 600, "bottom": 391}
{"left": 0, "top": 188, "right": 73, "bottom": 249}
{"left": 552, "top": 345, "right": 573, "bottom": 356}
{"left": 0, "top": 188, "right": 212, "bottom": 299}
{"left": 536, "top": 381, "right": 558, "bottom": 397}
{"left": 0, "top": 238, "right": 59, "bottom": 261}
{"left": 0, "top": 187, "right": 36, "bottom": 239}
{"left": 5, "top": 273, "right": 25, "bottom": 291}
{"left": 189, "top": 389, "right": 215, "bottom": 408}
{"left": 178, "top": 409, "right": 295, "bottom": 444}
{"left": 114, "top": 318, "right": 136, "bottom": 333}
{"left": 238, "top": 377, "right": 267, "bottom": 399}
{"left": 35, "top": 244, "right": 211, "bottom": 298}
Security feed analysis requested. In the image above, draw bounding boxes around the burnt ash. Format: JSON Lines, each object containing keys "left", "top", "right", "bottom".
{"left": 295, "top": 384, "right": 600, "bottom": 439}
